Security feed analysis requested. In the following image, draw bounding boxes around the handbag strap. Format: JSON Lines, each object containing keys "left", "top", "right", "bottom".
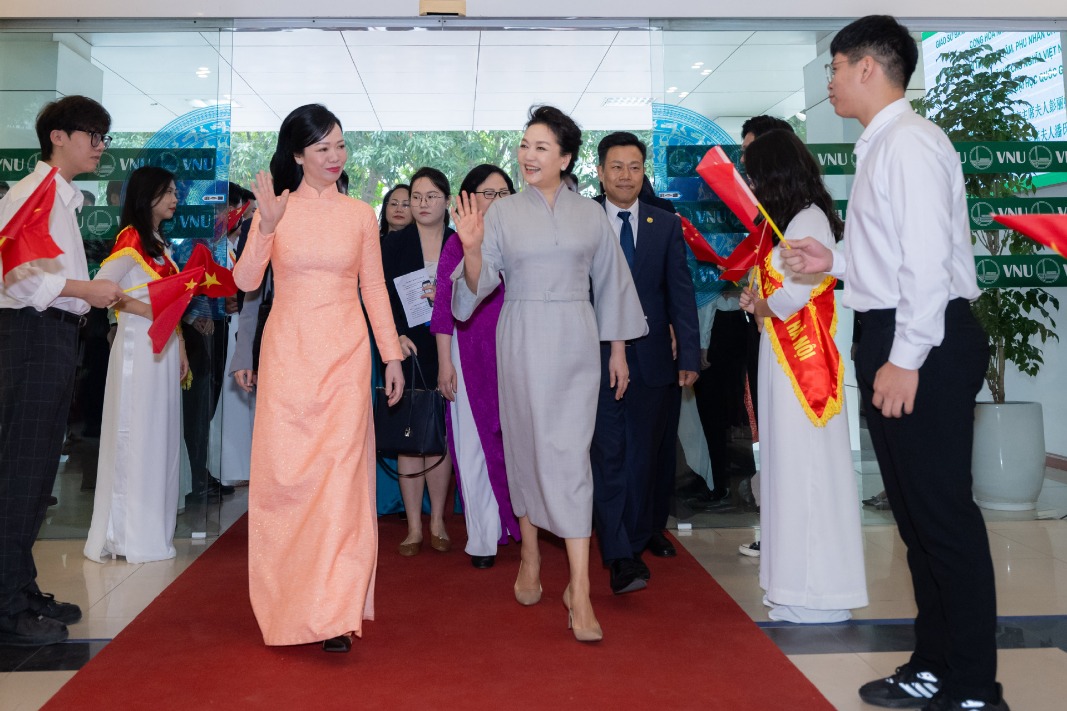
{"left": 377, "top": 454, "right": 446, "bottom": 479}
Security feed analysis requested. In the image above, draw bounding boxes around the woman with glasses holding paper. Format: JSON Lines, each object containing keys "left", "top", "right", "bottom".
{"left": 430, "top": 164, "right": 518, "bottom": 570}
{"left": 381, "top": 166, "right": 455, "bottom": 556}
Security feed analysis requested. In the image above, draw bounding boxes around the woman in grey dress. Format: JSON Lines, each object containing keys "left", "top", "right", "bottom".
{"left": 451, "top": 106, "right": 646, "bottom": 643}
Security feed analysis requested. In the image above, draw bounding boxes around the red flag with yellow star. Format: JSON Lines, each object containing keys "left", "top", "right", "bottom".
{"left": 718, "top": 222, "right": 774, "bottom": 282}
{"left": 183, "top": 241, "right": 237, "bottom": 297}
{"left": 0, "top": 166, "right": 64, "bottom": 278}
{"left": 146, "top": 267, "right": 204, "bottom": 354}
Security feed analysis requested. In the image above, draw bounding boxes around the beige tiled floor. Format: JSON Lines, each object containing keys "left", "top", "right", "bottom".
{"left": 4, "top": 486, "right": 1067, "bottom": 709}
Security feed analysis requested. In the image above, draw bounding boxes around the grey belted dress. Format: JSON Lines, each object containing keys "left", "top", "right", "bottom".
{"left": 452, "top": 185, "right": 647, "bottom": 538}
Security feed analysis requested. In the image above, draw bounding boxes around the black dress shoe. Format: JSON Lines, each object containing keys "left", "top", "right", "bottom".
{"left": 646, "top": 531, "right": 677, "bottom": 558}
{"left": 632, "top": 554, "right": 650, "bottom": 581}
{"left": 322, "top": 635, "right": 352, "bottom": 653}
{"left": 470, "top": 555, "right": 496, "bottom": 569}
{"left": 609, "top": 558, "right": 647, "bottom": 595}
{"left": 0, "top": 611, "right": 68, "bottom": 646}
{"left": 707, "top": 487, "right": 729, "bottom": 502}
{"left": 47, "top": 495, "right": 59, "bottom": 506}
{"left": 27, "top": 591, "right": 82, "bottom": 625}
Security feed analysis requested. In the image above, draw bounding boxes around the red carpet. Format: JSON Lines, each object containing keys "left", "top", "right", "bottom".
{"left": 46, "top": 516, "right": 833, "bottom": 710}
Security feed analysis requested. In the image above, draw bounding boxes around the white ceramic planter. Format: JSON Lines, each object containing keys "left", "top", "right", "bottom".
{"left": 971, "top": 402, "right": 1046, "bottom": 511}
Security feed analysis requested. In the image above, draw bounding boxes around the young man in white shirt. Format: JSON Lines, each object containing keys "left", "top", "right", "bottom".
{"left": 0, "top": 96, "right": 125, "bottom": 647}
{"left": 783, "top": 15, "right": 1006, "bottom": 711}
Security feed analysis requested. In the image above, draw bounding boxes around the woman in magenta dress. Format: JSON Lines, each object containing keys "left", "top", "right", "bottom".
{"left": 430, "top": 164, "right": 520, "bottom": 569}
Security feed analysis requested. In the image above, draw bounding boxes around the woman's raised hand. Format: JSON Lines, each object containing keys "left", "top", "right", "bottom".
{"left": 450, "top": 191, "right": 484, "bottom": 252}
{"left": 250, "top": 170, "right": 289, "bottom": 235}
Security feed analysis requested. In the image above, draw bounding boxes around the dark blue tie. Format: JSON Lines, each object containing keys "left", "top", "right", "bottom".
{"left": 618, "top": 211, "right": 635, "bottom": 270}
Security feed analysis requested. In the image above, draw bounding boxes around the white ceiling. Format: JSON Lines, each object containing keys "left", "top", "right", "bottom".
{"left": 73, "top": 28, "right": 821, "bottom": 137}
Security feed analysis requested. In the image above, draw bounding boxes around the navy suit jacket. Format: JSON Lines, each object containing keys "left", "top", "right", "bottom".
{"left": 596, "top": 196, "right": 700, "bottom": 387}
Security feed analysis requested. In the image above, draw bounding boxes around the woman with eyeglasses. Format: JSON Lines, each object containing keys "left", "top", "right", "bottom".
{"left": 381, "top": 166, "right": 455, "bottom": 556}
{"left": 84, "top": 166, "right": 189, "bottom": 564}
{"left": 451, "top": 106, "right": 646, "bottom": 643}
{"left": 429, "top": 164, "right": 518, "bottom": 570}
{"left": 379, "top": 183, "right": 412, "bottom": 239}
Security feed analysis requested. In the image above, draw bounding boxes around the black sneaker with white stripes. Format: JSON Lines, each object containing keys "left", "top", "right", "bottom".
{"left": 859, "top": 665, "right": 941, "bottom": 708}
{"left": 920, "top": 683, "right": 1010, "bottom": 711}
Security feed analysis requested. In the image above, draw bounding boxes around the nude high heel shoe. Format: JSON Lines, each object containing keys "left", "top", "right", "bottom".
{"left": 513, "top": 560, "right": 542, "bottom": 606}
{"left": 562, "top": 585, "right": 603, "bottom": 643}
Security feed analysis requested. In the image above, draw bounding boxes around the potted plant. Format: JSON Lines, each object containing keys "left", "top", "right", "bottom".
{"left": 915, "top": 43, "right": 1059, "bottom": 510}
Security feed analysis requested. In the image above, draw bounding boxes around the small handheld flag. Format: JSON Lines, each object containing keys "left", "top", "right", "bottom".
{"left": 146, "top": 267, "right": 204, "bottom": 354}
{"left": 183, "top": 242, "right": 238, "bottom": 297}
{"left": 0, "top": 166, "right": 64, "bottom": 278}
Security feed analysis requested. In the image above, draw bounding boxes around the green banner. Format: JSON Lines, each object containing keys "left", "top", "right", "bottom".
{"left": 973, "top": 255, "right": 1067, "bottom": 288}
{"left": 681, "top": 196, "right": 1067, "bottom": 235}
{"left": 666, "top": 141, "right": 1067, "bottom": 177}
{"left": 77, "top": 206, "right": 216, "bottom": 243}
{"left": 0, "top": 149, "right": 217, "bottom": 182}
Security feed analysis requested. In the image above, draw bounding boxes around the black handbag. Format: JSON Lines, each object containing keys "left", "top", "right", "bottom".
{"left": 374, "top": 356, "right": 446, "bottom": 478}
{"left": 251, "top": 264, "right": 273, "bottom": 372}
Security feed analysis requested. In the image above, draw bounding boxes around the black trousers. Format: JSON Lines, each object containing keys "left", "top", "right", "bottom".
{"left": 181, "top": 319, "right": 228, "bottom": 489}
{"left": 857, "top": 299, "right": 997, "bottom": 702}
{"left": 591, "top": 348, "right": 671, "bottom": 562}
{"left": 0, "top": 308, "right": 80, "bottom": 617}
{"left": 693, "top": 309, "right": 752, "bottom": 491}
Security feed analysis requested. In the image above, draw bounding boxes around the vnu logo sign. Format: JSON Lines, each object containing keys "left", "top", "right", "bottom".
{"left": 969, "top": 146, "right": 994, "bottom": 170}
{"left": 970, "top": 201, "right": 996, "bottom": 227}
{"left": 1030, "top": 200, "right": 1056, "bottom": 215}
{"left": 1037, "top": 258, "right": 1062, "bottom": 285}
{"left": 85, "top": 209, "right": 114, "bottom": 237}
{"left": 93, "top": 153, "right": 117, "bottom": 179}
{"left": 1028, "top": 145, "right": 1054, "bottom": 171}
{"left": 155, "top": 151, "right": 181, "bottom": 173}
{"left": 975, "top": 258, "right": 1000, "bottom": 287}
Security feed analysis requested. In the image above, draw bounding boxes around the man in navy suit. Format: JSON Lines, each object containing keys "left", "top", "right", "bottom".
{"left": 591, "top": 132, "right": 701, "bottom": 594}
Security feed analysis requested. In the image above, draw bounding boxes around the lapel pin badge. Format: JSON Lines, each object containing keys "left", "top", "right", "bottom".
{"left": 646, "top": 216, "right": 653, "bottom": 223}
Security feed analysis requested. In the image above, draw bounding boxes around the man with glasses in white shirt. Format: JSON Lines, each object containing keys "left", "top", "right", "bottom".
{"left": 783, "top": 15, "right": 1006, "bottom": 711}
{"left": 0, "top": 96, "right": 125, "bottom": 647}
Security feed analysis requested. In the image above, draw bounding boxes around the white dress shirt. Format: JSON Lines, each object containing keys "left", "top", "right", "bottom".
{"left": 603, "top": 198, "right": 640, "bottom": 250}
{"left": 839, "top": 98, "right": 979, "bottom": 370}
{"left": 0, "top": 161, "right": 90, "bottom": 314}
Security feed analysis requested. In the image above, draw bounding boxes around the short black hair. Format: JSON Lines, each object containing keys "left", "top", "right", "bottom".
{"left": 35, "top": 96, "right": 111, "bottom": 160}
{"left": 458, "top": 164, "right": 516, "bottom": 199}
{"left": 740, "top": 115, "right": 794, "bottom": 140}
{"left": 227, "top": 181, "right": 247, "bottom": 207}
{"left": 409, "top": 166, "right": 451, "bottom": 227}
{"left": 526, "top": 105, "right": 582, "bottom": 177}
{"left": 597, "top": 132, "right": 647, "bottom": 166}
{"left": 829, "top": 15, "right": 918, "bottom": 89}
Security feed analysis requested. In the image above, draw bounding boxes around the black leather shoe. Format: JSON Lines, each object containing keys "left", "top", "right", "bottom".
{"left": 27, "top": 591, "right": 82, "bottom": 625}
{"left": 322, "top": 635, "right": 352, "bottom": 653}
{"left": 646, "top": 531, "right": 677, "bottom": 558}
{"left": 609, "top": 558, "right": 647, "bottom": 595}
{"left": 470, "top": 555, "right": 496, "bottom": 569}
{"left": 209, "top": 476, "right": 236, "bottom": 496}
{"left": 707, "top": 487, "right": 729, "bottom": 502}
{"left": 632, "top": 554, "right": 650, "bottom": 581}
{"left": 0, "top": 611, "right": 68, "bottom": 646}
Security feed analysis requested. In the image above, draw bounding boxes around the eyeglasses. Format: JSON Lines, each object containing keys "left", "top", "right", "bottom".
{"left": 411, "top": 193, "right": 444, "bottom": 204}
{"left": 387, "top": 200, "right": 410, "bottom": 209}
{"left": 74, "top": 129, "right": 112, "bottom": 149}
{"left": 476, "top": 189, "right": 511, "bottom": 200}
{"left": 824, "top": 61, "right": 846, "bottom": 83}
